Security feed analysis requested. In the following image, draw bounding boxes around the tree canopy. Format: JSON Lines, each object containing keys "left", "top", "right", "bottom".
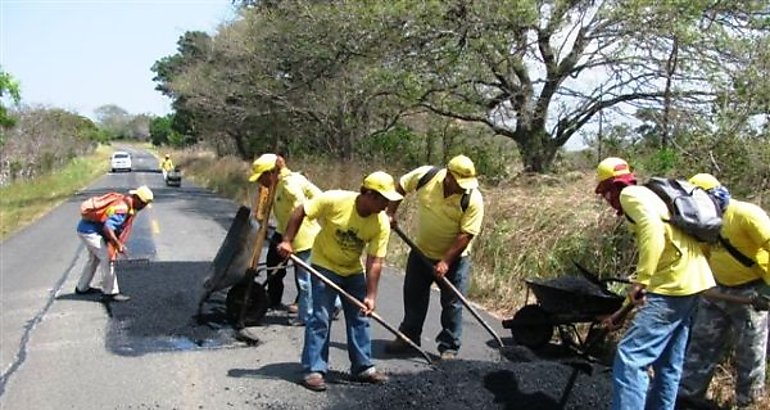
{"left": 153, "top": 0, "right": 770, "bottom": 173}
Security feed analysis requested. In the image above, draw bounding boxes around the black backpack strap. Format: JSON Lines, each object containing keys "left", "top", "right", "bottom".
{"left": 460, "top": 192, "right": 470, "bottom": 213}
{"left": 415, "top": 166, "right": 440, "bottom": 191}
{"left": 718, "top": 235, "right": 756, "bottom": 267}
{"left": 416, "top": 166, "right": 471, "bottom": 213}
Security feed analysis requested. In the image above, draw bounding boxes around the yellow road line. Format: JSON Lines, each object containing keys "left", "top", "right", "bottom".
{"left": 151, "top": 220, "right": 160, "bottom": 235}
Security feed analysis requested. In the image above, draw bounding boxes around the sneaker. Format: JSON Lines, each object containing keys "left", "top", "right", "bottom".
{"left": 384, "top": 337, "right": 414, "bottom": 354}
{"left": 301, "top": 372, "right": 326, "bottom": 392}
{"left": 287, "top": 317, "right": 305, "bottom": 327}
{"left": 102, "top": 294, "right": 131, "bottom": 303}
{"left": 355, "top": 367, "right": 388, "bottom": 384}
{"left": 287, "top": 303, "right": 299, "bottom": 314}
{"left": 75, "top": 287, "right": 100, "bottom": 295}
{"left": 439, "top": 350, "right": 457, "bottom": 360}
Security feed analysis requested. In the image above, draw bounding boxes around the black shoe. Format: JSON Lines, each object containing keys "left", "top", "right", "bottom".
{"left": 75, "top": 287, "right": 101, "bottom": 295}
{"left": 102, "top": 294, "right": 131, "bottom": 303}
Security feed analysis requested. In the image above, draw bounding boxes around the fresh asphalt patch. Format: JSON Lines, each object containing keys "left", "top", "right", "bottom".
{"left": 104, "top": 261, "right": 261, "bottom": 356}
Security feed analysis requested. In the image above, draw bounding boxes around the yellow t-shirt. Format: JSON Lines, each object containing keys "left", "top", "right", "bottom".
{"left": 160, "top": 158, "right": 174, "bottom": 171}
{"left": 707, "top": 199, "right": 770, "bottom": 285}
{"left": 399, "top": 166, "right": 484, "bottom": 260}
{"left": 305, "top": 190, "right": 390, "bottom": 276}
{"left": 620, "top": 185, "right": 714, "bottom": 296}
{"left": 274, "top": 168, "right": 321, "bottom": 252}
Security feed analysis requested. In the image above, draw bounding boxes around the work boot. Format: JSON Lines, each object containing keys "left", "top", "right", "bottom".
{"left": 355, "top": 367, "right": 388, "bottom": 384}
{"left": 384, "top": 337, "right": 415, "bottom": 354}
{"left": 301, "top": 372, "right": 326, "bottom": 392}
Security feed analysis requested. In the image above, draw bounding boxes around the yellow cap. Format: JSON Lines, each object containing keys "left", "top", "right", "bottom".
{"left": 129, "top": 185, "right": 154, "bottom": 204}
{"left": 689, "top": 173, "right": 721, "bottom": 191}
{"left": 362, "top": 171, "right": 403, "bottom": 201}
{"left": 248, "top": 153, "right": 278, "bottom": 182}
{"left": 596, "top": 157, "right": 631, "bottom": 183}
{"left": 447, "top": 155, "right": 478, "bottom": 190}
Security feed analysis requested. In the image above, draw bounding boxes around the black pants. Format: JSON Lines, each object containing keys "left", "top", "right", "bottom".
{"left": 265, "top": 232, "right": 300, "bottom": 307}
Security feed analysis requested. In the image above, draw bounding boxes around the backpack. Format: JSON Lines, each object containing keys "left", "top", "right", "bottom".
{"left": 416, "top": 167, "right": 471, "bottom": 212}
{"left": 80, "top": 192, "right": 127, "bottom": 223}
{"left": 642, "top": 177, "right": 723, "bottom": 243}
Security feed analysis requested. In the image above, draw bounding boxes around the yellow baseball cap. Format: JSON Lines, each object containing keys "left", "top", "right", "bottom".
{"left": 362, "top": 171, "right": 403, "bottom": 201}
{"left": 129, "top": 185, "right": 154, "bottom": 204}
{"left": 249, "top": 153, "right": 278, "bottom": 182}
{"left": 689, "top": 173, "right": 721, "bottom": 191}
{"left": 447, "top": 155, "right": 478, "bottom": 190}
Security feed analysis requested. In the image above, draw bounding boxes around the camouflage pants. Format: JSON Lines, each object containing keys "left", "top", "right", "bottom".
{"left": 679, "top": 284, "right": 768, "bottom": 406}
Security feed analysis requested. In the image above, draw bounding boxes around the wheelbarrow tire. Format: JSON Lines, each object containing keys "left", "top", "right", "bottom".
{"left": 510, "top": 304, "right": 553, "bottom": 348}
{"left": 225, "top": 281, "right": 269, "bottom": 327}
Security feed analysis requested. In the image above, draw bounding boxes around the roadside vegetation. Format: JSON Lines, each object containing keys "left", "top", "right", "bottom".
{"left": 0, "top": 145, "right": 109, "bottom": 240}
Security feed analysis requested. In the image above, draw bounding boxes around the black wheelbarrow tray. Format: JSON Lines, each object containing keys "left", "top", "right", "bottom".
{"left": 502, "top": 275, "right": 626, "bottom": 350}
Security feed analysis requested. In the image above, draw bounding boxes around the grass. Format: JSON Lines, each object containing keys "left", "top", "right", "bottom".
{"left": 0, "top": 145, "right": 110, "bottom": 240}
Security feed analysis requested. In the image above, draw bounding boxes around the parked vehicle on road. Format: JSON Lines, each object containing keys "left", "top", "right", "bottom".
{"left": 110, "top": 151, "right": 132, "bottom": 173}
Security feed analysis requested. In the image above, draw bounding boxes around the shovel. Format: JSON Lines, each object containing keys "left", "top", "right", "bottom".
{"left": 289, "top": 254, "right": 433, "bottom": 365}
{"left": 392, "top": 226, "right": 504, "bottom": 349}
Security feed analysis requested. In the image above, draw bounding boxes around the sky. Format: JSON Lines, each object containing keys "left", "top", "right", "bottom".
{"left": 0, "top": 0, "right": 236, "bottom": 119}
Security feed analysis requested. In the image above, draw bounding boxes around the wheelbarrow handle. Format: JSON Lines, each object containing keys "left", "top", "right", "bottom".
{"left": 392, "top": 226, "right": 504, "bottom": 348}
{"left": 288, "top": 254, "right": 433, "bottom": 365}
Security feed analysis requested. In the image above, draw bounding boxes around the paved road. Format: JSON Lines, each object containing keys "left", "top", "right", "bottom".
{"left": 0, "top": 148, "right": 509, "bottom": 409}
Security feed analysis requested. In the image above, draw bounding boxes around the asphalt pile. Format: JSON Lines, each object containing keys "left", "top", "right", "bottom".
{"left": 332, "top": 345, "right": 613, "bottom": 410}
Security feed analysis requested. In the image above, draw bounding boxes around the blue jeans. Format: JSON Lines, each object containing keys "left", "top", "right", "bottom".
{"left": 398, "top": 250, "right": 470, "bottom": 353}
{"left": 301, "top": 264, "right": 373, "bottom": 375}
{"left": 294, "top": 251, "right": 342, "bottom": 324}
{"left": 611, "top": 293, "right": 699, "bottom": 410}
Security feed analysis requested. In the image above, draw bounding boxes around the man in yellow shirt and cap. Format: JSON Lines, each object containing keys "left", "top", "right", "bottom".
{"left": 278, "top": 171, "right": 402, "bottom": 391}
{"left": 384, "top": 155, "right": 484, "bottom": 360}
{"left": 594, "top": 157, "right": 715, "bottom": 410}
{"left": 249, "top": 153, "right": 341, "bottom": 325}
{"left": 678, "top": 173, "right": 770, "bottom": 409}
{"left": 159, "top": 154, "right": 174, "bottom": 181}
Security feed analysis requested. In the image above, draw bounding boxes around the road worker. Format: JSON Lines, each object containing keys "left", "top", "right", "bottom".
{"left": 678, "top": 173, "right": 770, "bottom": 409}
{"left": 384, "top": 155, "right": 484, "bottom": 360}
{"left": 278, "top": 171, "right": 402, "bottom": 391}
{"left": 594, "top": 157, "right": 714, "bottom": 410}
{"left": 249, "top": 153, "right": 340, "bottom": 326}
{"left": 160, "top": 154, "right": 174, "bottom": 181}
{"left": 75, "top": 185, "right": 154, "bottom": 303}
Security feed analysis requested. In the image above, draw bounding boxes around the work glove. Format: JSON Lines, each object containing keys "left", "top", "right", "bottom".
{"left": 749, "top": 293, "right": 770, "bottom": 311}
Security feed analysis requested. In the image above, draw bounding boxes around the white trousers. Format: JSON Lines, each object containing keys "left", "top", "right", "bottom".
{"left": 76, "top": 232, "right": 119, "bottom": 295}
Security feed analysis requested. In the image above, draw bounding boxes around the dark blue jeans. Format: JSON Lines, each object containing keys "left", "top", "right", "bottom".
{"left": 398, "top": 250, "right": 470, "bottom": 353}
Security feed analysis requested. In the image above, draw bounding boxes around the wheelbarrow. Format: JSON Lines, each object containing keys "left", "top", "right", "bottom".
{"left": 165, "top": 166, "right": 182, "bottom": 187}
{"left": 502, "top": 272, "right": 627, "bottom": 351}
{"left": 198, "top": 205, "right": 275, "bottom": 327}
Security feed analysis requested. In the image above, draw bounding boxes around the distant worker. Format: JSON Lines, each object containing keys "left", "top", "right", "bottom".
{"left": 594, "top": 158, "right": 714, "bottom": 410}
{"left": 678, "top": 173, "right": 770, "bottom": 409}
{"left": 248, "top": 153, "right": 340, "bottom": 326}
{"left": 75, "top": 185, "right": 154, "bottom": 303}
{"left": 384, "top": 155, "right": 484, "bottom": 360}
{"left": 160, "top": 154, "right": 174, "bottom": 181}
{"left": 277, "top": 171, "right": 402, "bottom": 391}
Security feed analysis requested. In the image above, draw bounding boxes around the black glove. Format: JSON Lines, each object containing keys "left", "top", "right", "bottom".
{"left": 750, "top": 293, "right": 770, "bottom": 311}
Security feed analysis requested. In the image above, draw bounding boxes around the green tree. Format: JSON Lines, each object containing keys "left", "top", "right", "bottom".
{"left": 1, "top": 68, "right": 22, "bottom": 146}
{"left": 366, "top": 0, "right": 769, "bottom": 172}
